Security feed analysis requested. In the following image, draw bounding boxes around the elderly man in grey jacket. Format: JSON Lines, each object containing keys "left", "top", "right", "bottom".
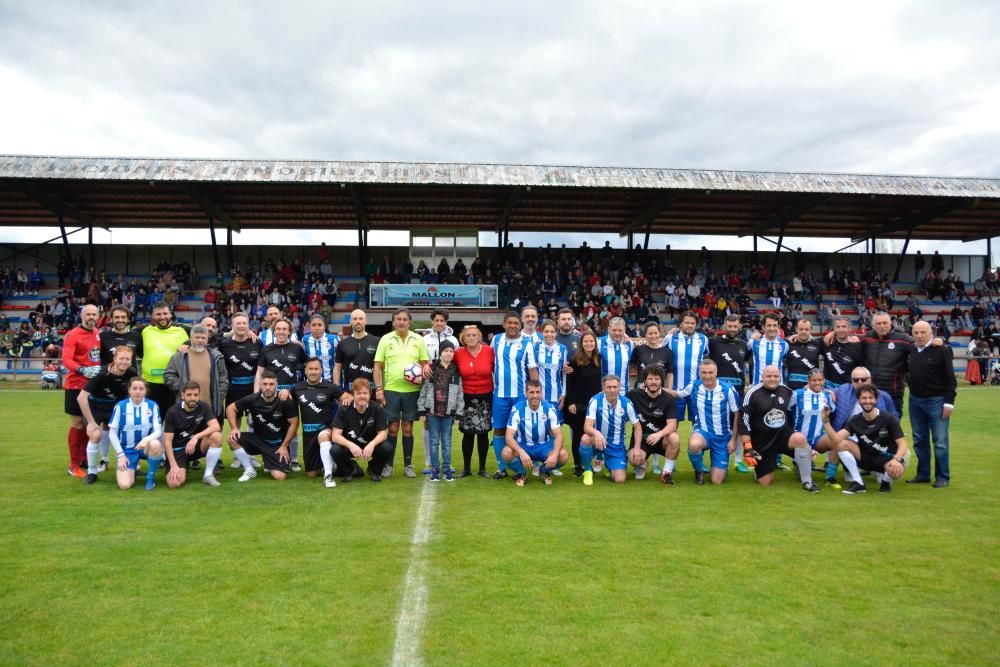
{"left": 164, "top": 324, "right": 229, "bottom": 424}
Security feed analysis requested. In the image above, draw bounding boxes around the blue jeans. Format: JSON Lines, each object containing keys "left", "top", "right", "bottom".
{"left": 425, "top": 415, "right": 454, "bottom": 471}
{"left": 909, "top": 395, "right": 950, "bottom": 481}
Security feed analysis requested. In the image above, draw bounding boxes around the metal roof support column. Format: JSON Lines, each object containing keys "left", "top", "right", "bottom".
{"left": 987, "top": 238, "right": 992, "bottom": 269}
{"left": 892, "top": 230, "right": 913, "bottom": 282}
{"left": 208, "top": 215, "right": 221, "bottom": 277}
{"left": 357, "top": 219, "right": 369, "bottom": 279}
{"left": 58, "top": 215, "right": 70, "bottom": 257}
{"left": 88, "top": 222, "right": 94, "bottom": 270}
{"left": 770, "top": 223, "right": 786, "bottom": 280}
{"left": 627, "top": 231, "right": 634, "bottom": 253}
{"left": 226, "top": 226, "right": 233, "bottom": 274}
{"left": 643, "top": 220, "right": 651, "bottom": 250}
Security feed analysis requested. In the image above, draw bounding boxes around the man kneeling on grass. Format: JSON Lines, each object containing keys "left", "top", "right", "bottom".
{"left": 163, "top": 382, "right": 224, "bottom": 488}
{"left": 226, "top": 370, "right": 299, "bottom": 482}
{"left": 502, "top": 379, "right": 568, "bottom": 486}
{"left": 325, "top": 379, "right": 392, "bottom": 483}
{"left": 821, "top": 383, "right": 908, "bottom": 494}
{"left": 108, "top": 377, "right": 164, "bottom": 491}
{"left": 580, "top": 374, "right": 642, "bottom": 485}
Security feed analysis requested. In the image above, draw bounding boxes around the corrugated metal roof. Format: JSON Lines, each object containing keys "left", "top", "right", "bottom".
{"left": 2, "top": 155, "right": 998, "bottom": 242}
{"left": 1, "top": 155, "right": 998, "bottom": 198}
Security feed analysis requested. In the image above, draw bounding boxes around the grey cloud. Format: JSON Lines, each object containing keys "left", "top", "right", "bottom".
{"left": 0, "top": 0, "right": 998, "bottom": 177}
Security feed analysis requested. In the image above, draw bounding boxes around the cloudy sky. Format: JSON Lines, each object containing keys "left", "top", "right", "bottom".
{"left": 1, "top": 0, "right": 998, "bottom": 258}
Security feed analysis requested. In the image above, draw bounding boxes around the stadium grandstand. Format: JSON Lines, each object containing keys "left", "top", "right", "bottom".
{"left": 1, "top": 155, "right": 998, "bottom": 384}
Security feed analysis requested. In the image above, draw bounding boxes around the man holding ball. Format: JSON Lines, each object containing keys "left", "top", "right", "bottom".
{"left": 373, "top": 308, "right": 431, "bottom": 478}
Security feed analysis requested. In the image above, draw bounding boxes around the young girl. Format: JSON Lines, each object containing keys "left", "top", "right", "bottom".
{"left": 417, "top": 341, "right": 464, "bottom": 481}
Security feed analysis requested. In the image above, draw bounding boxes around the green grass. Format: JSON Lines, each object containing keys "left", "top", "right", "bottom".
{"left": 2, "top": 388, "right": 998, "bottom": 666}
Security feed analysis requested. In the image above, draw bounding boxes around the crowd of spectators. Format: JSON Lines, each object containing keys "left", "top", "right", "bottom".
{"left": 3, "top": 242, "right": 1000, "bottom": 370}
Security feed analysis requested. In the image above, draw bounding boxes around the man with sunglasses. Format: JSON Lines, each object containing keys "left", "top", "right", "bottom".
{"left": 830, "top": 366, "right": 899, "bottom": 432}
{"left": 826, "top": 366, "right": 899, "bottom": 486}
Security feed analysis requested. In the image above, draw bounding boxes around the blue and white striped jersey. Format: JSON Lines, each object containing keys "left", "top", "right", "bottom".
{"left": 793, "top": 386, "right": 836, "bottom": 444}
{"left": 748, "top": 336, "right": 789, "bottom": 385}
{"left": 521, "top": 330, "right": 544, "bottom": 345}
{"left": 303, "top": 333, "right": 340, "bottom": 382}
{"left": 586, "top": 393, "right": 640, "bottom": 449}
{"left": 109, "top": 398, "right": 162, "bottom": 451}
{"left": 492, "top": 334, "right": 537, "bottom": 399}
{"left": 507, "top": 399, "right": 560, "bottom": 448}
{"left": 598, "top": 335, "right": 634, "bottom": 393}
{"left": 679, "top": 379, "right": 739, "bottom": 438}
{"left": 667, "top": 331, "right": 709, "bottom": 392}
{"left": 259, "top": 328, "right": 299, "bottom": 347}
{"left": 534, "top": 341, "right": 569, "bottom": 404}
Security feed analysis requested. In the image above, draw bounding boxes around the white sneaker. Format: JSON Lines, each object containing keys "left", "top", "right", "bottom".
{"left": 551, "top": 469, "right": 563, "bottom": 477}
{"left": 202, "top": 474, "right": 221, "bottom": 487}
{"left": 230, "top": 460, "right": 242, "bottom": 469}
{"left": 238, "top": 467, "right": 257, "bottom": 482}
{"left": 592, "top": 458, "right": 604, "bottom": 474}
{"left": 634, "top": 464, "right": 647, "bottom": 481}
{"left": 531, "top": 463, "right": 540, "bottom": 477}
{"left": 382, "top": 465, "right": 394, "bottom": 478}
{"left": 97, "top": 459, "right": 108, "bottom": 473}
{"left": 290, "top": 461, "right": 302, "bottom": 473}
{"left": 324, "top": 474, "right": 336, "bottom": 489}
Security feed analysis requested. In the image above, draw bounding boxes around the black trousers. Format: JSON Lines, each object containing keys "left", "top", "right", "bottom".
{"left": 331, "top": 441, "right": 393, "bottom": 476}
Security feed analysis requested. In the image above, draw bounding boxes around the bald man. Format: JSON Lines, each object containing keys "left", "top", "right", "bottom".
{"left": 906, "top": 321, "right": 956, "bottom": 488}
{"left": 334, "top": 309, "right": 380, "bottom": 391}
{"left": 739, "top": 365, "right": 820, "bottom": 492}
{"left": 62, "top": 304, "right": 103, "bottom": 477}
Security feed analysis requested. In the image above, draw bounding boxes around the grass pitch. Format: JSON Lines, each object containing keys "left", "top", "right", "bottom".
{"left": 1, "top": 387, "right": 998, "bottom": 666}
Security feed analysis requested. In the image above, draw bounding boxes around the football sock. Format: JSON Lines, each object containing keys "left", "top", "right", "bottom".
{"left": 839, "top": 450, "right": 862, "bottom": 484}
{"left": 66, "top": 427, "right": 78, "bottom": 465}
{"left": 319, "top": 441, "right": 335, "bottom": 476}
{"left": 74, "top": 427, "right": 89, "bottom": 467}
{"left": 233, "top": 447, "right": 254, "bottom": 470}
{"left": 86, "top": 442, "right": 100, "bottom": 475}
{"left": 825, "top": 461, "right": 838, "bottom": 479}
{"left": 793, "top": 447, "right": 812, "bottom": 484}
{"left": 402, "top": 435, "right": 414, "bottom": 466}
{"left": 492, "top": 434, "right": 507, "bottom": 472}
{"left": 580, "top": 444, "right": 594, "bottom": 471}
{"left": 99, "top": 430, "right": 111, "bottom": 460}
{"left": 687, "top": 450, "right": 706, "bottom": 473}
{"left": 776, "top": 454, "right": 784, "bottom": 467}
{"left": 204, "top": 446, "right": 222, "bottom": 478}
{"left": 289, "top": 435, "right": 299, "bottom": 463}
{"left": 507, "top": 457, "right": 526, "bottom": 476}
{"left": 651, "top": 453, "right": 663, "bottom": 470}
{"left": 146, "top": 455, "right": 162, "bottom": 483}
{"left": 540, "top": 458, "right": 563, "bottom": 474}
{"left": 664, "top": 457, "right": 677, "bottom": 473}
{"left": 68, "top": 427, "right": 86, "bottom": 467}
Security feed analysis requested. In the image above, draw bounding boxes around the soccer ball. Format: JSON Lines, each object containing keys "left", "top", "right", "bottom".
{"left": 403, "top": 363, "right": 423, "bottom": 385}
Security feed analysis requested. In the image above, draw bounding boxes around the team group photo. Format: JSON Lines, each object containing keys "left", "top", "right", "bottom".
{"left": 2, "top": 2, "right": 998, "bottom": 665}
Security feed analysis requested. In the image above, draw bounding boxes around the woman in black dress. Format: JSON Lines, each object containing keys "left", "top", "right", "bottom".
{"left": 564, "top": 331, "right": 602, "bottom": 477}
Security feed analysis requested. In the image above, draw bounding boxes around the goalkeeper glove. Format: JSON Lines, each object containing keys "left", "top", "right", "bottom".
{"left": 79, "top": 365, "right": 101, "bottom": 378}
{"left": 742, "top": 442, "right": 761, "bottom": 468}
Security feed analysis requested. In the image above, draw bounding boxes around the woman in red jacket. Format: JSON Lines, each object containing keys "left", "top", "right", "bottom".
{"left": 454, "top": 325, "right": 495, "bottom": 478}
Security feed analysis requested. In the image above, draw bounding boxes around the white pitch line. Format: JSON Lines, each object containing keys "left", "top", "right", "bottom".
{"left": 391, "top": 483, "right": 437, "bottom": 667}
